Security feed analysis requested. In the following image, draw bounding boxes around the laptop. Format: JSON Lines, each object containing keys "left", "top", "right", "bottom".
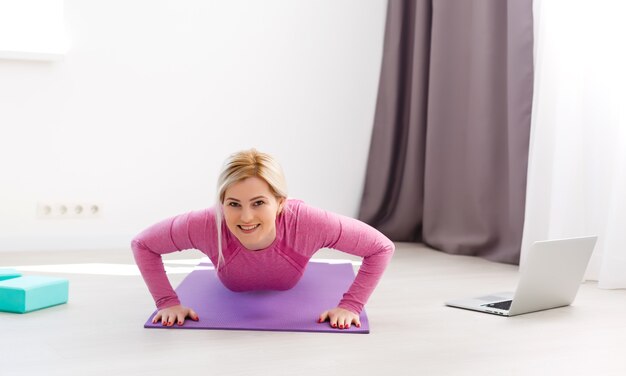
{"left": 445, "top": 236, "right": 597, "bottom": 316}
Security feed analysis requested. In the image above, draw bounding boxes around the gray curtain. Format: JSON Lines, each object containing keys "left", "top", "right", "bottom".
{"left": 359, "top": 0, "right": 534, "bottom": 264}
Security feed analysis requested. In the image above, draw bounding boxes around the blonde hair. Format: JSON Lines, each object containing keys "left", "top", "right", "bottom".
{"left": 214, "top": 149, "right": 288, "bottom": 269}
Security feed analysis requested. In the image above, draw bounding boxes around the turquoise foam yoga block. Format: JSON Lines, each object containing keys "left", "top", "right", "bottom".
{"left": 0, "top": 276, "right": 69, "bottom": 313}
{"left": 0, "top": 269, "right": 22, "bottom": 281}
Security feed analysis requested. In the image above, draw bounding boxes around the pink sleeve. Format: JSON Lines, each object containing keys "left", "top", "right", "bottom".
{"left": 131, "top": 209, "right": 213, "bottom": 310}
{"left": 296, "top": 203, "right": 395, "bottom": 314}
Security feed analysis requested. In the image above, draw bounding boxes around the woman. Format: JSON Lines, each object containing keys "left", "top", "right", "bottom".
{"left": 132, "top": 149, "right": 394, "bottom": 330}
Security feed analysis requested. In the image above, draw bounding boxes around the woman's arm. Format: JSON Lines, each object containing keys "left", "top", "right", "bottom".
{"left": 131, "top": 209, "right": 212, "bottom": 310}
{"left": 327, "top": 214, "right": 395, "bottom": 314}
{"left": 295, "top": 203, "right": 395, "bottom": 314}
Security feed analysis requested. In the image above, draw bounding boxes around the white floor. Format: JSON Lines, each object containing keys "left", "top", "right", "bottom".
{"left": 1, "top": 243, "right": 625, "bottom": 376}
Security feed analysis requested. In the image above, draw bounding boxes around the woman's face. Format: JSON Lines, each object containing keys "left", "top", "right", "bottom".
{"left": 222, "top": 176, "right": 284, "bottom": 250}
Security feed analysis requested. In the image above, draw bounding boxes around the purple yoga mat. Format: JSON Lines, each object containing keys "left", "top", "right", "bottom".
{"left": 144, "top": 262, "right": 369, "bottom": 333}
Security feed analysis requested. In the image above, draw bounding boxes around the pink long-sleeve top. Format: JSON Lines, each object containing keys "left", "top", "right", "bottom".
{"left": 131, "top": 199, "right": 394, "bottom": 314}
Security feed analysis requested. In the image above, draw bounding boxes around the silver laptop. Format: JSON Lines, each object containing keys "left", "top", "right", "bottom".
{"left": 445, "top": 236, "right": 597, "bottom": 316}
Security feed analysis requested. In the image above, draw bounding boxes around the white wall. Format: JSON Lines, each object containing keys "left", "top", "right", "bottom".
{"left": 0, "top": 0, "right": 387, "bottom": 252}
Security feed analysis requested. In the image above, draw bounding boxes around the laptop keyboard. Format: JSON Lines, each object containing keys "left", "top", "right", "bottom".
{"left": 483, "top": 300, "right": 512, "bottom": 310}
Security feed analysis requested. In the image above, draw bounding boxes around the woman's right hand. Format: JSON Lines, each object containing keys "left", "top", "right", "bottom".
{"left": 152, "top": 304, "right": 200, "bottom": 326}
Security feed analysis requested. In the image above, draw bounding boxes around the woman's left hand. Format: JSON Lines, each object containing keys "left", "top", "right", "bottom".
{"left": 318, "top": 307, "right": 361, "bottom": 329}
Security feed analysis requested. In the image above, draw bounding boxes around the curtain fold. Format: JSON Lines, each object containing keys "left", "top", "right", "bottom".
{"left": 359, "top": 0, "right": 431, "bottom": 242}
{"left": 359, "top": 0, "right": 534, "bottom": 264}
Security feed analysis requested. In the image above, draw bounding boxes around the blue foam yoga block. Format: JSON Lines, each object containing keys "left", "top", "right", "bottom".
{"left": 0, "top": 276, "right": 69, "bottom": 313}
{"left": 0, "top": 269, "right": 22, "bottom": 281}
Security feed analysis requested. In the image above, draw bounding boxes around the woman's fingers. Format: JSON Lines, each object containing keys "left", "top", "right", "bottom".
{"left": 177, "top": 312, "right": 186, "bottom": 326}
{"left": 320, "top": 307, "right": 360, "bottom": 329}
{"left": 153, "top": 306, "right": 200, "bottom": 327}
{"left": 166, "top": 313, "right": 175, "bottom": 326}
{"left": 163, "top": 312, "right": 172, "bottom": 326}
{"left": 189, "top": 308, "right": 200, "bottom": 321}
{"left": 318, "top": 310, "right": 329, "bottom": 324}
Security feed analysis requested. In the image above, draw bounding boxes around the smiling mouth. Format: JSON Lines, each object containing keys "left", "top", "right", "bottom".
{"left": 238, "top": 224, "right": 260, "bottom": 233}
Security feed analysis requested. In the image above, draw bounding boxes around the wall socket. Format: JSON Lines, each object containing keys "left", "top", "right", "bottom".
{"left": 37, "top": 202, "right": 102, "bottom": 219}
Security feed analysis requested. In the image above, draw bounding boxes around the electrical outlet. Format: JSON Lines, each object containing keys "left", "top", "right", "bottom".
{"left": 37, "top": 202, "right": 102, "bottom": 219}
